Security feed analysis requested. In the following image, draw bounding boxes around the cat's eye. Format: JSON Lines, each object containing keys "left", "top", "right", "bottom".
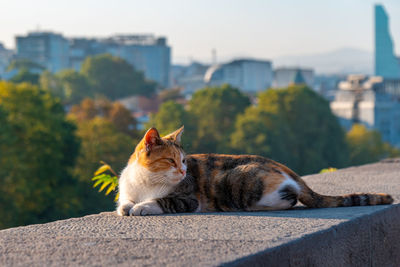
{"left": 167, "top": 158, "right": 175, "bottom": 164}
{"left": 182, "top": 159, "right": 186, "bottom": 164}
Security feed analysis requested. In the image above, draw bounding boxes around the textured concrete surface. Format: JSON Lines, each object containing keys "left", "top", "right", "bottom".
{"left": 0, "top": 159, "right": 399, "bottom": 266}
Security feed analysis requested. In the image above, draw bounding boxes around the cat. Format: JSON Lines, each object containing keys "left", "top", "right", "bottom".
{"left": 117, "top": 126, "right": 393, "bottom": 216}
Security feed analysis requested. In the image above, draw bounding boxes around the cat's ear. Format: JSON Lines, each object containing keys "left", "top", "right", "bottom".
{"left": 143, "top": 127, "right": 162, "bottom": 151}
{"left": 163, "top": 126, "right": 184, "bottom": 144}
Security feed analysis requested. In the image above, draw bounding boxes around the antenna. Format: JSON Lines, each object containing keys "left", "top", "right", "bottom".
{"left": 212, "top": 48, "right": 217, "bottom": 65}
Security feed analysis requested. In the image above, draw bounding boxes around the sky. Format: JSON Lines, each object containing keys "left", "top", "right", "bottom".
{"left": 1, "top": 0, "right": 400, "bottom": 64}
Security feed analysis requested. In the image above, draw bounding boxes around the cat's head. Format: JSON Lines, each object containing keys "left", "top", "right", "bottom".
{"left": 130, "top": 126, "right": 187, "bottom": 185}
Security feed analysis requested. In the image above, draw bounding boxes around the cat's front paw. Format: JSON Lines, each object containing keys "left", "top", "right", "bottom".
{"left": 117, "top": 202, "right": 134, "bottom": 216}
{"left": 129, "top": 201, "right": 163, "bottom": 216}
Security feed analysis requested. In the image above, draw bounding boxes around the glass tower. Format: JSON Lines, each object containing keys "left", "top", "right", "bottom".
{"left": 375, "top": 4, "right": 400, "bottom": 79}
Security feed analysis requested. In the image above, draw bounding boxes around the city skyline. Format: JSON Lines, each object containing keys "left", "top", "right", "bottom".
{"left": 1, "top": 0, "right": 400, "bottom": 64}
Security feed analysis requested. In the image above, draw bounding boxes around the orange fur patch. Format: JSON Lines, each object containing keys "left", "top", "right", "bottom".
{"left": 129, "top": 137, "right": 184, "bottom": 174}
{"left": 260, "top": 171, "right": 285, "bottom": 194}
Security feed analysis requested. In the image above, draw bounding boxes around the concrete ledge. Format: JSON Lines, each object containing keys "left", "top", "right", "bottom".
{"left": 0, "top": 159, "right": 399, "bottom": 266}
{"left": 228, "top": 204, "right": 400, "bottom": 267}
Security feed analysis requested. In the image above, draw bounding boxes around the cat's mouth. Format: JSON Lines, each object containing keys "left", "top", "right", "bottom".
{"left": 171, "top": 174, "right": 185, "bottom": 183}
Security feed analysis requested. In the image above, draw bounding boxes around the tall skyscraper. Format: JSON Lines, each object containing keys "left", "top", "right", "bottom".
{"left": 374, "top": 4, "right": 400, "bottom": 79}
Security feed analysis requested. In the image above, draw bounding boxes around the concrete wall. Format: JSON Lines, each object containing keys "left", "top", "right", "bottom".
{"left": 229, "top": 204, "right": 400, "bottom": 267}
{"left": 0, "top": 159, "right": 399, "bottom": 266}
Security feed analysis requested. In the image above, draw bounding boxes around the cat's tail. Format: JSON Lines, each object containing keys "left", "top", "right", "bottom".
{"left": 297, "top": 179, "right": 393, "bottom": 208}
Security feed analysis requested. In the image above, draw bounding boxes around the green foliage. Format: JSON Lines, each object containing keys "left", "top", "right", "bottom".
{"left": 58, "top": 70, "right": 93, "bottom": 104}
{"left": 39, "top": 71, "right": 64, "bottom": 99}
{"left": 0, "top": 81, "right": 81, "bottom": 229}
{"left": 231, "top": 85, "right": 348, "bottom": 175}
{"left": 92, "top": 162, "right": 119, "bottom": 202}
{"left": 158, "top": 88, "right": 184, "bottom": 103}
{"left": 81, "top": 54, "right": 157, "bottom": 100}
{"left": 147, "top": 101, "right": 187, "bottom": 134}
{"left": 4, "top": 73, "right": 399, "bottom": 228}
{"left": 346, "top": 124, "right": 400, "bottom": 166}
{"left": 0, "top": 106, "right": 17, "bottom": 226}
{"left": 71, "top": 116, "right": 135, "bottom": 213}
{"left": 147, "top": 85, "right": 250, "bottom": 153}
{"left": 72, "top": 116, "right": 134, "bottom": 178}
{"left": 188, "top": 84, "right": 251, "bottom": 153}
{"left": 146, "top": 100, "right": 193, "bottom": 149}
{"left": 40, "top": 70, "right": 93, "bottom": 105}
{"left": 7, "top": 59, "right": 45, "bottom": 72}
{"left": 10, "top": 68, "right": 40, "bottom": 85}
{"left": 231, "top": 108, "right": 293, "bottom": 165}
{"left": 69, "top": 98, "right": 138, "bottom": 137}
{"left": 39, "top": 54, "right": 158, "bottom": 104}
{"left": 0, "top": 82, "right": 140, "bottom": 228}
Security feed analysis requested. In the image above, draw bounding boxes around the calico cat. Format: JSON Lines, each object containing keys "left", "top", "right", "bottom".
{"left": 117, "top": 126, "right": 393, "bottom": 216}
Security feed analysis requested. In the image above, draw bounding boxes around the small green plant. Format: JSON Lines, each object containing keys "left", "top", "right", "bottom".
{"left": 319, "top": 167, "right": 338, "bottom": 174}
{"left": 92, "top": 161, "right": 119, "bottom": 201}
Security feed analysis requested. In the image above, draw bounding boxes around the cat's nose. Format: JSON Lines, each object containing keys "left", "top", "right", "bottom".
{"left": 179, "top": 169, "right": 186, "bottom": 176}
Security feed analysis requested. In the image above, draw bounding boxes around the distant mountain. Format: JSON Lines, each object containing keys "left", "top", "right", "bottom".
{"left": 273, "top": 47, "right": 373, "bottom": 75}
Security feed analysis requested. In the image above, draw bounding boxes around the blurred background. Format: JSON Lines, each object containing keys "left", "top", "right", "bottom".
{"left": 1, "top": 0, "right": 400, "bottom": 229}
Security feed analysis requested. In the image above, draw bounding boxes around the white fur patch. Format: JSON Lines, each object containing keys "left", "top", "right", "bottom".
{"left": 118, "top": 161, "right": 173, "bottom": 207}
{"left": 130, "top": 200, "right": 163, "bottom": 216}
{"left": 256, "top": 171, "right": 300, "bottom": 210}
{"left": 281, "top": 172, "right": 301, "bottom": 194}
{"left": 117, "top": 150, "right": 188, "bottom": 216}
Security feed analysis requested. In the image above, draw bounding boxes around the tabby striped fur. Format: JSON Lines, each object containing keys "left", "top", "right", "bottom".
{"left": 117, "top": 127, "right": 393, "bottom": 216}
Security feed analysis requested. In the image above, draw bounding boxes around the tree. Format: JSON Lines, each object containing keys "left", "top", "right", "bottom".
{"left": 231, "top": 108, "right": 295, "bottom": 167}
{"left": 80, "top": 54, "right": 157, "bottom": 99}
{"left": 158, "top": 88, "right": 184, "bottom": 103}
{"left": 71, "top": 117, "right": 135, "bottom": 214}
{"left": 40, "top": 70, "right": 93, "bottom": 105}
{"left": 146, "top": 101, "right": 194, "bottom": 151}
{"left": 346, "top": 124, "right": 400, "bottom": 166}
{"left": 147, "top": 101, "right": 187, "bottom": 135}
{"left": 188, "top": 84, "right": 251, "bottom": 153}
{"left": 67, "top": 98, "right": 140, "bottom": 215}
{"left": 7, "top": 59, "right": 45, "bottom": 72}
{"left": 10, "top": 68, "right": 40, "bottom": 85}
{"left": 108, "top": 102, "right": 138, "bottom": 137}
{"left": 69, "top": 98, "right": 98, "bottom": 121}
{"left": 0, "top": 106, "right": 18, "bottom": 226}
{"left": 0, "top": 81, "right": 81, "bottom": 229}
{"left": 231, "top": 85, "right": 348, "bottom": 175}
{"left": 39, "top": 71, "right": 64, "bottom": 99}
{"left": 57, "top": 69, "right": 92, "bottom": 104}
{"left": 69, "top": 98, "right": 138, "bottom": 137}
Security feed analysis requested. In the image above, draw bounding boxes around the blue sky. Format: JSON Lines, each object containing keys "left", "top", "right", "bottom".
{"left": 1, "top": 0, "right": 400, "bottom": 64}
